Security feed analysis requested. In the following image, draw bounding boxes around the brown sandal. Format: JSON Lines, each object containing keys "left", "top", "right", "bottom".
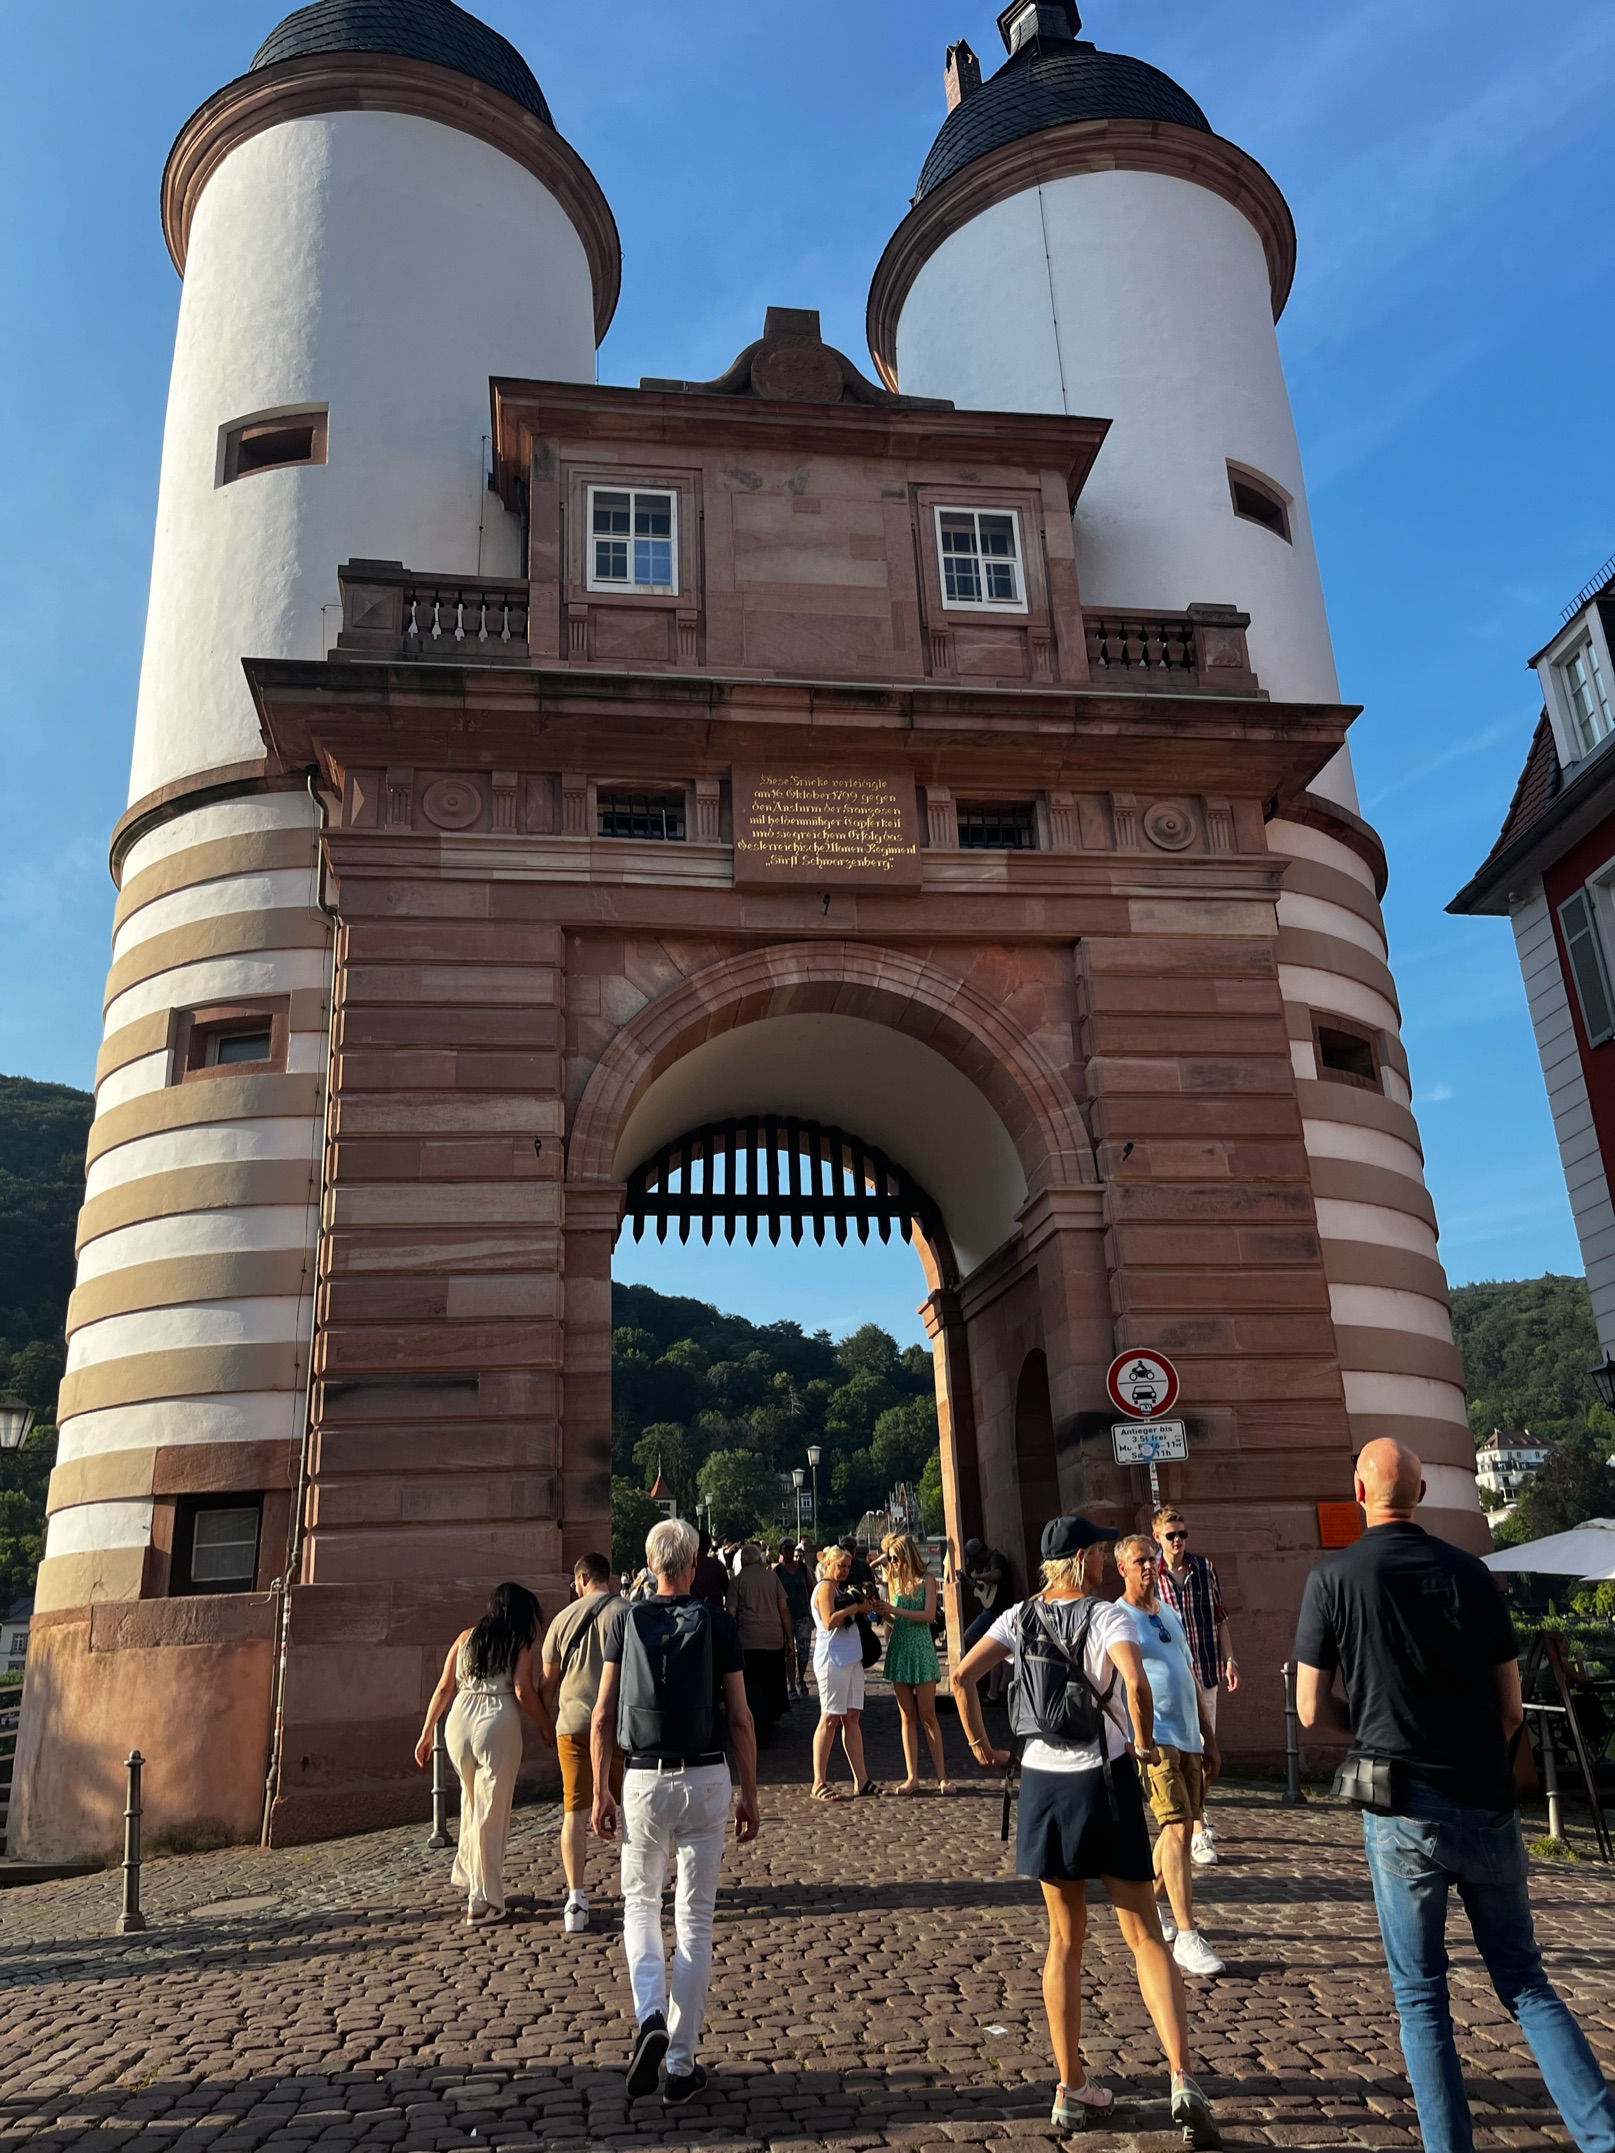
{"left": 810, "top": 1782, "right": 842, "bottom": 1801}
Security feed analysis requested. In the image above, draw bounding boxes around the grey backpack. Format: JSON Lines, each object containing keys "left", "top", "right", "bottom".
{"left": 616, "top": 1600, "right": 716, "bottom": 1755}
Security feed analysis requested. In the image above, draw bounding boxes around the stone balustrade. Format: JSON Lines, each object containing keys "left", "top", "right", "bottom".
{"left": 1082, "top": 602, "right": 1261, "bottom": 695}
{"left": 336, "top": 560, "right": 530, "bottom": 662}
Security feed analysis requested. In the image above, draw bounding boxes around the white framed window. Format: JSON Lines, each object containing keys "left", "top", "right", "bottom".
{"left": 1560, "top": 637, "right": 1614, "bottom": 758}
{"left": 588, "top": 486, "right": 677, "bottom": 595}
{"left": 1559, "top": 885, "right": 1615, "bottom": 1047}
{"left": 935, "top": 508, "right": 1026, "bottom": 611}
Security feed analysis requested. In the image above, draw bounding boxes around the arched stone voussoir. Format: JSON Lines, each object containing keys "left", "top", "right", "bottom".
{"left": 566, "top": 940, "right": 1096, "bottom": 1195}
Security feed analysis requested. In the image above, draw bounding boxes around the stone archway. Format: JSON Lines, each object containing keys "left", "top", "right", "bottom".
{"left": 567, "top": 940, "right": 1098, "bottom": 1202}
{"left": 566, "top": 940, "right": 1105, "bottom": 1640}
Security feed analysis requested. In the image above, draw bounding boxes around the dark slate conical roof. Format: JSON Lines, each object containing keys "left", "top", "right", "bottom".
{"left": 918, "top": 20, "right": 1210, "bottom": 200}
{"left": 252, "top": 0, "right": 553, "bottom": 126}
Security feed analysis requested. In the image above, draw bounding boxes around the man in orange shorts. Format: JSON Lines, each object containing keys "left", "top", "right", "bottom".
{"left": 541, "top": 1552, "right": 627, "bottom": 1932}
{"left": 1116, "top": 1535, "right": 1224, "bottom": 1976}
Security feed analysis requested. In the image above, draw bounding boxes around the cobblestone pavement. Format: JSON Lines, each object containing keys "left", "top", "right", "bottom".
{"left": 0, "top": 1678, "right": 1611, "bottom": 2152}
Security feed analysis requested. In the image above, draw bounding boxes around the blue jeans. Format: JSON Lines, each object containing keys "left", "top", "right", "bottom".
{"left": 1362, "top": 1781, "right": 1615, "bottom": 2153}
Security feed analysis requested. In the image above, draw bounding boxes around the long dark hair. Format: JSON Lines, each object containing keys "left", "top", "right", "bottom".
{"left": 465, "top": 1582, "right": 543, "bottom": 1679}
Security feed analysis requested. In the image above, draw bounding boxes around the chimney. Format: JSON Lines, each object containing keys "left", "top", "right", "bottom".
{"left": 944, "top": 40, "right": 982, "bottom": 110}
{"left": 997, "top": 0, "right": 1082, "bottom": 56}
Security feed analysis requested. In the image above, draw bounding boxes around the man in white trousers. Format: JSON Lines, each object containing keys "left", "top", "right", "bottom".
{"left": 593, "top": 1516, "right": 760, "bottom": 2109}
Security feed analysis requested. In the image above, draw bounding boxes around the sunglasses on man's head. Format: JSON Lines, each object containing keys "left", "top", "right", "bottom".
{"left": 1162, "top": 1530, "right": 1188, "bottom": 1542}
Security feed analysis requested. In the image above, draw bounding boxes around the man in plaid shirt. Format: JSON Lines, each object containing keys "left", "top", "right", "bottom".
{"left": 1155, "top": 1507, "right": 1239, "bottom": 1866}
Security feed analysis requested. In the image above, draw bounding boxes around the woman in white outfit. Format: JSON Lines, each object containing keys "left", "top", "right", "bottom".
{"left": 811, "top": 1546, "right": 878, "bottom": 1801}
{"left": 416, "top": 1582, "right": 554, "bottom": 1926}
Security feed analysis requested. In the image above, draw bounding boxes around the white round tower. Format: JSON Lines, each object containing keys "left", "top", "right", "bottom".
{"left": 868, "top": 0, "right": 1481, "bottom": 1549}
{"left": 137, "top": 0, "right": 617, "bottom": 799}
{"left": 17, "top": 0, "right": 619, "bottom": 1861}
{"left": 869, "top": 0, "right": 1342, "bottom": 739}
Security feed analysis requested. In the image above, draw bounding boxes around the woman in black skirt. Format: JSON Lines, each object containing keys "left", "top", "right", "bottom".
{"left": 953, "top": 1514, "right": 1219, "bottom": 2148}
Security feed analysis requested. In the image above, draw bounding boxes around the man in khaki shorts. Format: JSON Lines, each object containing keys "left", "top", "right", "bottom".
{"left": 1116, "top": 1535, "right": 1224, "bottom": 1976}
{"left": 541, "top": 1551, "right": 627, "bottom": 1932}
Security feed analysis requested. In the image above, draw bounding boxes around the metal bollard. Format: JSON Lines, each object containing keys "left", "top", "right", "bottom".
{"left": 1540, "top": 1724, "right": 1564, "bottom": 1845}
{"left": 1281, "top": 1662, "right": 1307, "bottom": 1806}
{"left": 118, "top": 1750, "right": 147, "bottom": 1934}
{"left": 427, "top": 1719, "right": 452, "bottom": 1849}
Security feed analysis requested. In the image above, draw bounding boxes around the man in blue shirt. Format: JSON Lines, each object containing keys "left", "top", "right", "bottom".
{"left": 1117, "top": 1534, "right": 1223, "bottom": 1977}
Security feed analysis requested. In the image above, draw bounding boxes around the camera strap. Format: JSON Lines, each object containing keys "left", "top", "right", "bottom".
{"left": 1000, "top": 1751, "right": 1018, "bottom": 1843}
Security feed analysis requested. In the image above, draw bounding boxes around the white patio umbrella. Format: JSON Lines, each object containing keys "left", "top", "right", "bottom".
{"left": 1483, "top": 1519, "right": 1615, "bottom": 1582}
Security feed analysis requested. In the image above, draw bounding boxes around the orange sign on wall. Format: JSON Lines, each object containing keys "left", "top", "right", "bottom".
{"left": 1317, "top": 1501, "right": 1365, "bottom": 1549}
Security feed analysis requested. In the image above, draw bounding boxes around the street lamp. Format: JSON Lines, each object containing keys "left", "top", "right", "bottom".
{"left": 792, "top": 1467, "right": 805, "bottom": 1538}
{"left": 806, "top": 1445, "right": 822, "bottom": 1539}
{"left": 1592, "top": 1357, "right": 1615, "bottom": 1412}
{"left": 0, "top": 1397, "right": 36, "bottom": 1452}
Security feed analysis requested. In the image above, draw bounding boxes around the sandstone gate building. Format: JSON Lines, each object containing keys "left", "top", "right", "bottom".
{"left": 15, "top": 0, "right": 1484, "bottom": 1860}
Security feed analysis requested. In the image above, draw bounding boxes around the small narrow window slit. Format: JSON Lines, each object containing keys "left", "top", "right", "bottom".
{"left": 222, "top": 407, "right": 328, "bottom": 485}
{"left": 1228, "top": 462, "right": 1292, "bottom": 544}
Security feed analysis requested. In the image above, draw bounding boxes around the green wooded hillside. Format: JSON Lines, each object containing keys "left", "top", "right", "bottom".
{"left": 0, "top": 1074, "right": 92, "bottom": 1612}
{"left": 1449, "top": 1272, "right": 1615, "bottom": 1542}
{"left": 610, "top": 1281, "right": 941, "bottom": 1571}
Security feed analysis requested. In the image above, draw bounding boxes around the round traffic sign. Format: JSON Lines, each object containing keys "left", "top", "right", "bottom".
{"left": 1106, "top": 1350, "right": 1180, "bottom": 1419}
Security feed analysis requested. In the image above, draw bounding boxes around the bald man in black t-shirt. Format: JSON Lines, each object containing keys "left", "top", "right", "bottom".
{"left": 1296, "top": 1439, "right": 1615, "bottom": 2153}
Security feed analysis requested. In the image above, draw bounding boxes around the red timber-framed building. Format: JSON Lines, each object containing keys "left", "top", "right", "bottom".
{"left": 1452, "top": 558, "right": 1615, "bottom": 1364}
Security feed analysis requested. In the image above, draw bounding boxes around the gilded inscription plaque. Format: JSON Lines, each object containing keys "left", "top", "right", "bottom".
{"left": 731, "top": 768, "right": 922, "bottom": 888}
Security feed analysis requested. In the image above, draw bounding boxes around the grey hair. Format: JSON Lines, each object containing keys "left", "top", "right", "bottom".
{"left": 1115, "top": 1533, "right": 1159, "bottom": 1566}
{"left": 646, "top": 1516, "right": 700, "bottom": 1580}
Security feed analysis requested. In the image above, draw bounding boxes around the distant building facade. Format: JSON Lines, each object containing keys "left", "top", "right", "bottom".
{"left": 1, "top": 1598, "right": 30, "bottom": 1676}
{"left": 1453, "top": 558, "right": 1615, "bottom": 1356}
{"left": 1473, "top": 1429, "right": 1548, "bottom": 1516}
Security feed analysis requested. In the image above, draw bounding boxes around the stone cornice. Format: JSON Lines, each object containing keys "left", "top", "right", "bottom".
{"left": 1278, "top": 790, "right": 1390, "bottom": 903}
{"left": 866, "top": 118, "right": 1297, "bottom": 391}
{"left": 245, "top": 654, "right": 1356, "bottom": 804}
{"left": 162, "top": 53, "right": 621, "bottom": 343}
{"left": 109, "top": 760, "right": 308, "bottom": 888}
{"left": 491, "top": 378, "right": 1110, "bottom": 508}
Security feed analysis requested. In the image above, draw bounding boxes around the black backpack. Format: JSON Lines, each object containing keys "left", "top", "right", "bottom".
{"left": 1008, "top": 1597, "right": 1119, "bottom": 1747}
{"left": 617, "top": 1599, "right": 716, "bottom": 1755}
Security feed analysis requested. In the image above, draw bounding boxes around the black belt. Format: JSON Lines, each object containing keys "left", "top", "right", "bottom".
{"left": 625, "top": 1751, "right": 726, "bottom": 1772}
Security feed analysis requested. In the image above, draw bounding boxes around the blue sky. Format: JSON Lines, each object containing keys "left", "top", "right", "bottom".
{"left": 3, "top": 0, "right": 1613, "bottom": 1349}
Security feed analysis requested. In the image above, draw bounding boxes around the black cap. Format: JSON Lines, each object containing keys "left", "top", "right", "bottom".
{"left": 963, "top": 1537, "right": 985, "bottom": 1557}
{"left": 1041, "top": 1514, "right": 1119, "bottom": 1560}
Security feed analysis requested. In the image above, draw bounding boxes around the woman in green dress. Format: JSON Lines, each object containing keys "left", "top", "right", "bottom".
{"left": 879, "top": 1534, "right": 951, "bottom": 1795}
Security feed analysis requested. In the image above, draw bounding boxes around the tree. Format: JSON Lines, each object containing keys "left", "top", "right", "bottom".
{"left": 1503, "top": 1428, "right": 1615, "bottom": 1544}
{"left": 0, "top": 1424, "right": 56, "bottom": 1612}
{"left": 632, "top": 1423, "right": 692, "bottom": 1505}
{"left": 835, "top": 1324, "right": 902, "bottom": 1380}
{"left": 918, "top": 1449, "right": 945, "bottom": 1534}
{"left": 870, "top": 1396, "right": 940, "bottom": 1485}
{"left": 697, "top": 1448, "right": 786, "bottom": 1541}
{"left": 611, "top": 1478, "right": 662, "bottom": 1577}
{"left": 0, "top": 1077, "right": 94, "bottom": 1356}
{"left": 1451, "top": 1275, "right": 1602, "bottom": 1443}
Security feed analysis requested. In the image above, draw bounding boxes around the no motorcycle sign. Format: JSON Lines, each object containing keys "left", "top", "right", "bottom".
{"left": 1106, "top": 1350, "right": 1180, "bottom": 1420}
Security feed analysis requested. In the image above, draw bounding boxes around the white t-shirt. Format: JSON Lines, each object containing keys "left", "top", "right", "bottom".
{"left": 987, "top": 1596, "right": 1135, "bottom": 1774}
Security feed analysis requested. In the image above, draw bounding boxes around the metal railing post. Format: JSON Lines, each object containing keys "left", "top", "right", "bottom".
{"left": 118, "top": 1750, "right": 147, "bottom": 1933}
{"left": 427, "top": 1720, "right": 451, "bottom": 1849}
{"left": 1540, "top": 1722, "right": 1564, "bottom": 1844}
{"left": 1281, "top": 1662, "right": 1307, "bottom": 1806}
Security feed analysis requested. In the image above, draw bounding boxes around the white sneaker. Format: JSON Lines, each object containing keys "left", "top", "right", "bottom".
{"left": 563, "top": 1894, "right": 589, "bottom": 1933}
{"left": 1156, "top": 1903, "right": 1178, "bottom": 1943}
{"left": 1191, "top": 1831, "right": 1218, "bottom": 1867}
{"left": 1173, "top": 1929, "right": 1226, "bottom": 1977}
